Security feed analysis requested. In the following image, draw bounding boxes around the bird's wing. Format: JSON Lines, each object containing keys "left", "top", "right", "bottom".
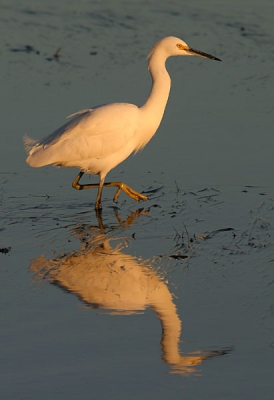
{"left": 24, "top": 109, "right": 94, "bottom": 157}
{"left": 26, "top": 104, "right": 140, "bottom": 167}
{"left": 66, "top": 104, "right": 107, "bottom": 119}
{"left": 66, "top": 109, "right": 93, "bottom": 119}
{"left": 54, "top": 104, "right": 140, "bottom": 158}
{"left": 38, "top": 104, "right": 138, "bottom": 147}
{"left": 38, "top": 109, "right": 93, "bottom": 147}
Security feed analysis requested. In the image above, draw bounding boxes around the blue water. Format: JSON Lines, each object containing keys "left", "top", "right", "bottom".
{"left": 1, "top": 1, "right": 274, "bottom": 399}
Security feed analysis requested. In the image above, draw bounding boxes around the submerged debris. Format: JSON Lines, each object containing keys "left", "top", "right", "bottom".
{"left": 202, "top": 227, "right": 235, "bottom": 240}
{"left": 9, "top": 44, "right": 40, "bottom": 54}
{"left": 45, "top": 47, "right": 62, "bottom": 62}
{"left": 8, "top": 44, "right": 62, "bottom": 62}
{"left": 169, "top": 254, "right": 188, "bottom": 260}
{"left": 0, "top": 247, "right": 11, "bottom": 255}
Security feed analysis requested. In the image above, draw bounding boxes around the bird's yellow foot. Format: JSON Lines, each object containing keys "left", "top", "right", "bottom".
{"left": 112, "top": 182, "right": 148, "bottom": 203}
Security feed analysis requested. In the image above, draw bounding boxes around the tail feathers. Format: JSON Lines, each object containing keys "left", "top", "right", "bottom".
{"left": 23, "top": 135, "right": 38, "bottom": 153}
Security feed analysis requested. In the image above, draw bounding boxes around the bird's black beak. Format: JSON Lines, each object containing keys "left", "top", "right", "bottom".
{"left": 188, "top": 47, "right": 221, "bottom": 61}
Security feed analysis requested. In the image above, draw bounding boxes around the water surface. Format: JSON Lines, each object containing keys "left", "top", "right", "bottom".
{"left": 1, "top": 1, "right": 274, "bottom": 399}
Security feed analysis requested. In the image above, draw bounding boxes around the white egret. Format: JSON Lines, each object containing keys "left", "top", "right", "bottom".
{"left": 24, "top": 36, "right": 221, "bottom": 209}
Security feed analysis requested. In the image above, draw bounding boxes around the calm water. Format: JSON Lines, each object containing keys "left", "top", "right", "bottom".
{"left": 1, "top": 0, "right": 274, "bottom": 399}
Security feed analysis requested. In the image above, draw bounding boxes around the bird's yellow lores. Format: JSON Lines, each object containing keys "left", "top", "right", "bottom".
{"left": 24, "top": 36, "right": 221, "bottom": 210}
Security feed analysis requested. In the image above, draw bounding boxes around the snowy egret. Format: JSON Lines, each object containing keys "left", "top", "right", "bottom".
{"left": 24, "top": 36, "right": 221, "bottom": 209}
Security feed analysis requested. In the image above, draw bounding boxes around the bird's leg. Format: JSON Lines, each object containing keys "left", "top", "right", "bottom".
{"left": 72, "top": 172, "right": 148, "bottom": 207}
{"left": 72, "top": 171, "right": 85, "bottom": 190}
{"left": 103, "top": 182, "right": 149, "bottom": 203}
{"left": 72, "top": 171, "right": 104, "bottom": 209}
{"left": 95, "top": 177, "right": 105, "bottom": 210}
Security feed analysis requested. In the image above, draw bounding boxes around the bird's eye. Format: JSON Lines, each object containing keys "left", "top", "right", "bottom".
{"left": 176, "top": 43, "right": 185, "bottom": 50}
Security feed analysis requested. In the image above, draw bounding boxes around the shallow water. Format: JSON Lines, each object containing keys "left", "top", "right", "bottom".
{"left": 1, "top": 1, "right": 274, "bottom": 399}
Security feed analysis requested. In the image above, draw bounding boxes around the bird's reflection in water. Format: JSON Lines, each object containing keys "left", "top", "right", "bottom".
{"left": 30, "top": 209, "right": 230, "bottom": 375}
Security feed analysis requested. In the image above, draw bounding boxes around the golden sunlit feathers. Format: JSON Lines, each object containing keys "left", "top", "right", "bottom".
{"left": 24, "top": 36, "right": 221, "bottom": 209}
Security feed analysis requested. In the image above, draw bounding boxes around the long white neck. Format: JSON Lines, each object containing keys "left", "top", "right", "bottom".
{"left": 142, "top": 51, "right": 171, "bottom": 115}
{"left": 137, "top": 50, "right": 171, "bottom": 149}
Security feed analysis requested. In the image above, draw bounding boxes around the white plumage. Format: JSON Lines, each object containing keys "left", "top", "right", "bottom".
{"left": 25, "top": 36, "right": 221, "bottom": 209}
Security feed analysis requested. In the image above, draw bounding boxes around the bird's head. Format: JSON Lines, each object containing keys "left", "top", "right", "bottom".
{"left": 148, "top": 36, "right": 221, "bottom": 62}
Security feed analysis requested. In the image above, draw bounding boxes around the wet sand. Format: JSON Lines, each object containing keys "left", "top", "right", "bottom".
{"left": 1, "top": 1, "right": 274, "bottom": 399}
